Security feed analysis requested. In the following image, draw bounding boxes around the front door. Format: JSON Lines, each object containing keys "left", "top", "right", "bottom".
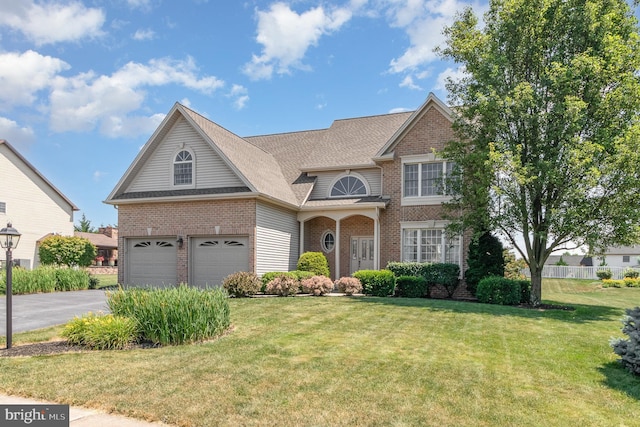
{"left": 350, "top": 236, "right": 374, "bottom": 274}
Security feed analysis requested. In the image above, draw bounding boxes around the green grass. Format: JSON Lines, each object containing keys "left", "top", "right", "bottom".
{"left": 94, "top": 274, "right": 118, "bottom": 289}
{"left": 0, "top": 279, "right": 639, "bottom": 426}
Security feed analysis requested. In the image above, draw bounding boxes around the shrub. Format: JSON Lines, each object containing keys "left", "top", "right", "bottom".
{"left": 88, "top": 275, "right": 100, "bottom": 289}
{"left": 300, "top": 275, "right": 334, "bottom": 296}
{"left": 504, "top": 250, "right": 528, "bottom": 280}
{"left": 610, "top": 307, "right": 640, "bottom": 376}
{"left": 596, "top": 269, "right": 613, "bottom": 280}
{"left": 297, "top": 252, "right": 330, "bottom": 277}
{"left": 62, "top": 312, "right": 138, "bottom": 350}
{"left": 623, "top": 268, "right": 639, "bottom": 279}
{"left": 265, "top": 275, "right": 299, "bottom": 296}
{"left": 55, "top": 268, "right": 90, "bottom": 291}
{"left": 465, "top": 232, "right": 505, "bottom": 295}
{"left": 335, "top": 277, "right": 362, "bottom": 295}
{"left": 395, "top": 275, "right": 428, "bottom": 298}
{"left": 516, "top": 279, "right": 532, "bottom": 304}
{"left": 353, "top": 270, "right": 395, "bottom": 297}
{"left": 107, "top": 285, "right": 230, "bottom": 346}
{"left": 476, "top": 276, "right": 522, "bottom": 305}
{"left": 222, "top": 272, "right": 261, "bottom": 297}
{"left": 426, "top": 263, "right": 460, "bottom": 298}
{"left": 386, "top": 262, "right": 429, "bottom": 278}
{"left": 603, "top": 278, "right": 640, "bottom": 288}
{"left": 39, "top": 235, "right": 97, "bottom": 267}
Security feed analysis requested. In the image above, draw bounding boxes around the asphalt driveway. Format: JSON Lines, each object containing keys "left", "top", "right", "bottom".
{"left": 0, "top": 290, "right": 110, "bottom": 334}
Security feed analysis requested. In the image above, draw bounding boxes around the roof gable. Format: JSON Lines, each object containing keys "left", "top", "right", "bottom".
{"left": 375, "top": 93, "right": 453, "bottom": 158}
{"left": 0, "top": 140, "right": 79, "bottom": 211}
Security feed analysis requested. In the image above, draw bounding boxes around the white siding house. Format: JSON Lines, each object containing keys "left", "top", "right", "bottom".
{"left": 0, "top": 140, "right": 78, "bottom": 268}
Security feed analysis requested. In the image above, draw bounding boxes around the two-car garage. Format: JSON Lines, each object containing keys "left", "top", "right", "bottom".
{"left": 125, "top": 236, "right": 249, "bottom": 288}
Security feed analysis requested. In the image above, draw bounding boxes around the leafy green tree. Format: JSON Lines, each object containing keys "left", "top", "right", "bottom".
{"left": 39, "top": 235, "right": 97, "bottom": 267}
{"left": 74, "top": 213, "right": 96, "bottom": 233}
{"left": 439, "top": 0, "right": 640, "bottom": 305}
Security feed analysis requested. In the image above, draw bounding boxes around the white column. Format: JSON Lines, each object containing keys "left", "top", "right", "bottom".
{"left": 335, "top": 219, "right": 341, "bottom": 280}
{"left": 299, "top": 220, "right": 305, "bottom": 259}
{"left": 374, "top": 209, "right": 380, "bottom": 270}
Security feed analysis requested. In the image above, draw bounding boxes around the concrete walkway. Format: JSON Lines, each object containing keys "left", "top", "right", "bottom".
{"left": 0, "top": 394, "right": 173, "bottom": 426}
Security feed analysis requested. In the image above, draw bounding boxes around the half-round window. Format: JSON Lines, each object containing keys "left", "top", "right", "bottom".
{"left": 330, "top": 176, "right": 367, "bottom": 197}
{"left": 321, "top": 230, "right": 335, "bottom": 253}
{"left": 174, "top": 150, "right": 193, "bottom": 185}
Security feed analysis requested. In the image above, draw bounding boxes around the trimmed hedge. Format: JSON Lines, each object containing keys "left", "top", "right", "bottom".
{"left": 353, "top": 269, "right": 396, "bottom": 297}
{"left": 386, "top": 262, "right": 460, "bottom": 298}
{"left": 477, "top": 276, "right": 531, "bottom": 305}
{"left": 395, "top": 275, "right": 428, "bottom": 298}
{"left": 297, "top": 252, "right": 330, "bottom": 277}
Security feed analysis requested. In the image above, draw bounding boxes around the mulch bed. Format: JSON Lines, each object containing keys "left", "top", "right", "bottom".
{"left": 0, "top": 341, "right": 161, "bottom": 358}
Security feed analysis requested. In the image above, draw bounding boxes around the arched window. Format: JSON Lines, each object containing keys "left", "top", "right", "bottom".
{"left": 174, "top": 150, "right": 193, "bottom": 185}
{"left": 330, "top": 175, "right": 367, "bottom": 197}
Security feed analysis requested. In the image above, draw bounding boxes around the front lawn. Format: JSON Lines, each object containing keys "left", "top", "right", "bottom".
{"left": 0, "top": 280, "right": 638, "bottom": 426}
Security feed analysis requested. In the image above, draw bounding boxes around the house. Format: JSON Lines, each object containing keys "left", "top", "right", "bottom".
{"left": 597, "top": 246, "right": 640, "bottom": 268}
{"left": 105, "top": 93, "right": 469, "bottom": 291}
{"left": 75, "top": 226, "right": 119, "bottom": 266}
{"left": 545, "top": 255, "right": 589, "bottom": 267}
{"left": 0, "top": 140, "right": 79, "bottom": 269}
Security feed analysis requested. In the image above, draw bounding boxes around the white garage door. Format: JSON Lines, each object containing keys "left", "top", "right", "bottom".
{"left": 191, "top": 237, "right": 249, "bottom": 288}
{"left": 127, "top": 238, "right": 177, "bottom": 287}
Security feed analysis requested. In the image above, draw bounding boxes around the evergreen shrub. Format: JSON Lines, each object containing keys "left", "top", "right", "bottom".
{"left": 476, "top": 276, "right": 522, "bottom": 305}
{"left": 297, "top": 252, "right": 330, "bottom": 276}
{"left": 353, "top": 269, "right": 395, "bottom": 297}
{"left": 611, "top": 307, "right": 640, "bottom": 376}
{"left": 395, "top": 275, "right": 428, "bottom": 298}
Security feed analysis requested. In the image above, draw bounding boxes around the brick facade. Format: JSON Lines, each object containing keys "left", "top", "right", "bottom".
{"left": 117, "top": 199, "right": 256, "bottom": 284}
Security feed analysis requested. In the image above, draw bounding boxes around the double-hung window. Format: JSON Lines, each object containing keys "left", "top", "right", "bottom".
{"left": 173, "top": 149, "right": 194, "bottom": 186}
{"left": 402, "top": 154, "right": 457, "bottom": 205}
{"left": 401, "top": 222, "right": 461, "bottom": 266}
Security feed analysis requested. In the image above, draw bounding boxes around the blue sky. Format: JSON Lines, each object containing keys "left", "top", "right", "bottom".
{"left": 0, "top": 0, "right": 489, "bottom": 228}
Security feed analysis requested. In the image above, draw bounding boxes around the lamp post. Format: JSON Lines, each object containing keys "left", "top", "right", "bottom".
{"left": 0, "top": 223, "right": 21, "bottom": 349}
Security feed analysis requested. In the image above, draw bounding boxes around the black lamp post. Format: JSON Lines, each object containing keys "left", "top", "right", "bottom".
{"left": 1, "top": 223, "right": 21, "bottom": 349}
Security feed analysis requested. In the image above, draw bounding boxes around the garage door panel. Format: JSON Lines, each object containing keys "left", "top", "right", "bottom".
{"left": 191, "top": 237, "right": 249, "bottom": 288}
{"left": 127, "top": 239, "right": 177, "bottom": 287}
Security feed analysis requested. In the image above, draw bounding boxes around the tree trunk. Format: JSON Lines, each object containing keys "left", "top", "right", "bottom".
{"left": 529, "top": 267, "right": 542, "bottom": 306}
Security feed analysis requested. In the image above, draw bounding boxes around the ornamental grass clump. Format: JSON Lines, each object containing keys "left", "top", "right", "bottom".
{"left": 611, "top": 307, "right": 640, "bottom": 376}
{"left": 335, "top": 277, "right": 362, "bottom": 295}
{"left": 62, "top": 312, "right": 138, "bottom": 350}
{"left": 301, "top": 275, "right": 334, "bottom": 296}
{"left": 55, "top": 268, "right": 90, "bottom": 291}
{"left": 107, "top": 285, "right": 230, "bottom": 346}
{"left": 265, "top": 275, "right": 299, "bottom": 296}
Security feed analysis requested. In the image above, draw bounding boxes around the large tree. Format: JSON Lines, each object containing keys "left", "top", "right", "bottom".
{"left": 439, "top": 0, "right": 640, "bottom": 305}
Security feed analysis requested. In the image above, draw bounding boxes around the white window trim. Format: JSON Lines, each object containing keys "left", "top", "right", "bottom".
{"left": 401, "top": 154, "right": 453, "bottom": 206}
{"left": 171, "top": 146, "right": 196, "bottom": 189}
{"left": 327, "top": 172, "right": 370, "bottom": 198}
{"left": 399, "top": 221, "right": 462, "bottom": 267}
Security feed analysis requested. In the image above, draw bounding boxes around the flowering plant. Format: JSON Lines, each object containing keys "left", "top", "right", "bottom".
{"left": 95, "top": 256, "right": 104, "bottom": 262}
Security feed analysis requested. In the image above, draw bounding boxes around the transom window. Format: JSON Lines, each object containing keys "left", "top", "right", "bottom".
{"left": 174, "top": 150, "right": 193, "bottom": 186}
{"left": 404, "top": 161, "right": 456, "bottom": 197}
{"left": 330, "top": 176, "right": 367, "bottom": 197}
{"left": 402, "top": 228, "right": 460, "bottom": 265}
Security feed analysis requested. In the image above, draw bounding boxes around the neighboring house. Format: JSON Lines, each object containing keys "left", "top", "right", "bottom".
{"left": 0, "top": 140, "right": 79, "bottom": 269}
{"left": 545, "top": 255, "right": 589, "bottom": 267}
{"left": 106, "top": 93, "right": 469, "bottom": 290}
{"left": 597, "top": 246, "right": 640, "bottom": 268}
{"left": 75, "top": 226, "right": 119, "bottom": 266}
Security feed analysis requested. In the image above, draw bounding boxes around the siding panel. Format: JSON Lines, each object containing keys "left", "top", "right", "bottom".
{"left": 127, "top": 117, "right": 244, "bottom": 192}
{"left": 256, "top": 202, "right": 299, "bottom": 275}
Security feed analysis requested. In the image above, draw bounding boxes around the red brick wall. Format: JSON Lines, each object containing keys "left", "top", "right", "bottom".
{"left": 117, "top": 199, "right": 256, "bottom": 284}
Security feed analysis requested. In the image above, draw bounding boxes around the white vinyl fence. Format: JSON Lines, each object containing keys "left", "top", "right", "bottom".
{"left": 522, "top": 265, "right": 627, "bottom": 280}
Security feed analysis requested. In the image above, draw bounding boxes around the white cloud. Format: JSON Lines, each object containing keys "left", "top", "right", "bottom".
{"left": 126, "top": 0, "right": 153, "bottom": 10}
{"left": 243, "top": 2, "right": 353, "bottom": 80}
{"left": 0, "top": 1, "right": 105, "bottom": 45}
{"left": 228, "top": 85, "right": 249, "bottom": 110}
{"left": 0, "top": 50, "right": 70, "bottom": 109}
{"left": 399, "top": 75, "right": 422, "bottom": 90}
{"left": 388, "top": 107, "right": 412, "bottom": 113}
{"left": 180, "top": 98, "right": 192, "bottom": 108}
{"left": 132, "top": 28, "right": 155, "bottom": 41}
{"left": 435, "top": 66, "right": 468, "bottom": 91}
{"left": 93, "top": 170, "right": 107, "bottom": 181}
{"left": 49, "top": 57, "right": 224, "bottom": 136}
{"left": 0, "top": 117, "right": 36, "bottom": 150}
